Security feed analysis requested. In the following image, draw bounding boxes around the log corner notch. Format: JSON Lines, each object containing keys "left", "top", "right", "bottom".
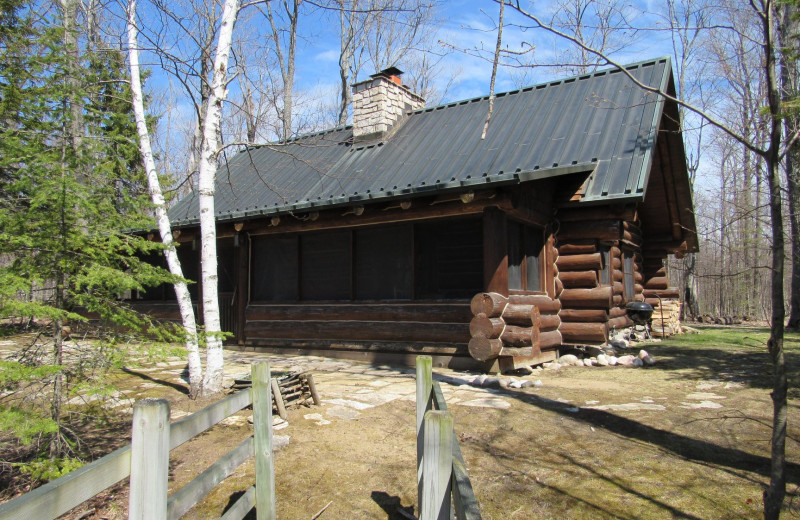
{"left": 468, "top": 292, "right": 561, "bottom": 365}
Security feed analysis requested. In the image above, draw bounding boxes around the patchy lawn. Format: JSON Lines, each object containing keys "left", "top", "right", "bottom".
{"left": 1, "top": 325, "right": 798, "bottom": 519}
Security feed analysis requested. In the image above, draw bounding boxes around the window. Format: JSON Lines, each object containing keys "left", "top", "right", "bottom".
{"left": 251, "top": 236, "right": 299, "bottom": 301}
{"left": 355, "top": 225, "right": 413, "bottom": 300}
{"left": 250, "top": 217, "right": 483, "bottom": 302}
{"left": 599, "top": 246, "right": 611, "bottom": 285}
{"left": 508, "top": 220, "right": 544, "bottom": 292}
{"left": 622, "top": 251, "right": 636, "bottom": 300}
{"left": 300, "top": 231, "right": 352, "bottom": 300}
{"left": 414, "top": 218, "right": 483, "bottom": 299}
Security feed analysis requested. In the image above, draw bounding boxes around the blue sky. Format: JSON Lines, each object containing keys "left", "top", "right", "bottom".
{"left": 268, "top": 0, "right": 674, "bottom": 107}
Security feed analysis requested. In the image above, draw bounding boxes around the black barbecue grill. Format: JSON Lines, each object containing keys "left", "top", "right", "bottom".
{"left": 625, "top": 302, "right": 654, "bottom": 324}
{"left": 625, "top": 302, "right": 654, "bottom": 339}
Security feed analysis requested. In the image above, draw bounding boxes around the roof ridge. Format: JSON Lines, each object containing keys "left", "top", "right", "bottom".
{"left": 407, "top": 56, "right": 671, "bottom": 116}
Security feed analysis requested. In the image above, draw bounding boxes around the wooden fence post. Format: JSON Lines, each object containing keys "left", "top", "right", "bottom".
{"left": 129, "top": 399, "right": 170, "bottom": 520}
{"left": 252, "top": 362, "right": 276, "bottom": 520}
{"left": 416, "top": 355, "right": 433, "bottom": 515}
{"left": 420, "top": 410, "right": 453, "bottom": 520}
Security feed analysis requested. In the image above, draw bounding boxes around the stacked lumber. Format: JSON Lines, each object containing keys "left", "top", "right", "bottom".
{"left": 232, "top": 371, "right": 321, "bottom": 420}
{"left": 468, "top": 292, "right": 561, "bottom": 362}
{"left": 649, "top": 299, "right": 682, "bottom": 337}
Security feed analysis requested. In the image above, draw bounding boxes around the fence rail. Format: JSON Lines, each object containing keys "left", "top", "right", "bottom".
{"left": 0, "top": 363, "right": 275, "bottom": 520}
{"left": 416, "top": 356, "right": 482, "bottom": 520}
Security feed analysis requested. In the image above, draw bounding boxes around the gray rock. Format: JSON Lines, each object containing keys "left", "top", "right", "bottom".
{"left": 643, "top": 355, "right": 656, "bottom": 366}
{"left": 609, "top": 339, "right": 629, "bottom": 350}
{"left": 558, "top": 354, "right": 582, "bottom": 366}
{"left": 617, "top": 355, "right": 635, "bottom": 366}
{"left": 273, "top": 435, "right": 290, "bottom": 450}
{"left": 633, "top": 357, "right": 644, "bottom": 367}
{"left": 482, "top": 376, "right": 501, "bottom": 388}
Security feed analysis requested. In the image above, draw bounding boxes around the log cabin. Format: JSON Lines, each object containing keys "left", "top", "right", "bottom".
{"left": 135, "top": 57, "right": 697, "bottom": 371}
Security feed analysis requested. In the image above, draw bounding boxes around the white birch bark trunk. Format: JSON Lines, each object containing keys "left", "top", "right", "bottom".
{"left": 126, "top": 0, "right": 204, "bottom": 398}
{"left": 197, "top": 0, "right": 241, "bottom": 395}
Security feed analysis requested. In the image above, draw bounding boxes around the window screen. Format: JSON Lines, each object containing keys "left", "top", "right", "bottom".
{"left": 251, "top": 235, "right": 298, "bottom": 301}
{"left": 355, "top": 225, "right": 413, "bottom": 300}
{"left": 176, "top": 243, "right": 200, "bottom": 300}
{"left": 414, "top": 218, "right": 482, "bottom": 299}
{"left": 300, "top": 231, "right": 352, "bottom": 300}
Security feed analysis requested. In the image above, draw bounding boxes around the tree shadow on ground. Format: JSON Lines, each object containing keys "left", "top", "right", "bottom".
{"left": 121, "top": 366, "right": 190, "bottom": 395}
{"left": 222, "top": 490, "right": 256, "bottom": 519}
{"left": 370, "top": 491, "right": 416, "bottom": 520}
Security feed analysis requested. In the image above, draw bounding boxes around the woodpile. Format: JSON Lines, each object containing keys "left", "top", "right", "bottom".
{"left": 649, "top": 299, "right": 682, "bottom": 337}
{"left": 468, "top": 292, "right": 561, "bottom": 362}
{"left": 232, "top": 371, "right": 321, "bottom": 420}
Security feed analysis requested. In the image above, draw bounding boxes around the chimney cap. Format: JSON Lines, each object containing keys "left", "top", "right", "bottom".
{"left": 370, "top": 66, "right": 404, "bottom": 79}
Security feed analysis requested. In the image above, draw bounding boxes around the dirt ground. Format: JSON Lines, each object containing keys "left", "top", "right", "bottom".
{"left": 2, "top": 325, "right": 799, "bottom": 519}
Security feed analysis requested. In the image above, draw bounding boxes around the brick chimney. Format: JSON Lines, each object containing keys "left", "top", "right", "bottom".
{"left": 351, "top": 67, "right": 425, "bottom": 141}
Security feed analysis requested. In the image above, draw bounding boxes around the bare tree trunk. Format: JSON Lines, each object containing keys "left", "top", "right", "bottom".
{"left": 60, "top": 0, "right": 82, "bottom": 159}
{"left": 127, "top": 0, "right": 203, "bottom": 398}
{"left": 266, "top": 0, "right": 299, "bottom": 140}
{"left": 197, "top": 0, "right": 241, "bottom": 395}
{"left": 758, "top": 2, "right": 787, "bottom": 517}
{"left": 781, "top": 2, "right": 800, "bottom": 330}
{"left": 338, "top": 1, "right": 356, "bottom": 127}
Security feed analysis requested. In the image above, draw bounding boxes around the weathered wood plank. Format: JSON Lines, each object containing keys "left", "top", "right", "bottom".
{"left": 171, "top": 389, "right": 252, "bottom": 449}
{"left": 271, "top": 378, "right": 288, "bottom": 420}
{"left": 129, "top": 399, "right": 170, "bottom": 520}
{"left": 168, "top": 437, "right": 254, "bottom": 520}
{"left": 421, "top": 411, "right": 453, "bottom": 520}
{"left": 252, "top": 362, "right": 276, "bottom": 520}
{"left": 416, "top": 356, "right": 434, "bottom": 515}
{"left": 0, "top": 446, "right": 131, "bottom": 520}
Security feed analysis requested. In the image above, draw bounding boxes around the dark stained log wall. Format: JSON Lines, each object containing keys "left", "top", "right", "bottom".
{"left": 245, "top": 302, "right": 473, "bottom": 357}
{"left": 554, "top": 209, "right": 653, "bottom": 345}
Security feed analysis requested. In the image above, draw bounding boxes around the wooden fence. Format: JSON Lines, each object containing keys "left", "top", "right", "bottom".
{"left": 416, "top": 356, "right": 482, "bottom": 520}
{"left": 0, "top": 362, "right": 276, "bottom": 520}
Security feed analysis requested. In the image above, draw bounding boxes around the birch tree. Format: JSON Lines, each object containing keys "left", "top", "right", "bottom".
{"left": 126, "top": 0, "right": 203, "bottom": 398}
{"left": 195, "top": 0, "right": 241, "bottom": 394}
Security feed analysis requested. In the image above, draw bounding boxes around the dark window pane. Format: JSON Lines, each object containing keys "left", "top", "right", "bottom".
{"left": 251, "top": 236, "right": 298, "bottom": 301}
{"left": 508, "top": 221, "right": 523, "bottom": 290}
{"left": 176, "top": 243, "right": 200, "bottom": 300}
{"left": 355, "top": 225, "right": 413, "bottom": 300}
{"left": 599, "top": 247, "right": 611, "bottom": 285}
{"left": 623, "top": 253, "right": 635, "bottom": 300}
{"left": 139, "top": 253, "right": 167, "bottom": 300}
{"left": 525, "top": 226, "right": 543, "bottom": 291}
{"left": 301, "top": 231, "right": 351, "bottom": 300}
{"left": 415, "top": 217, "right": 482, "bottom": 299}
{"left": 217, "top": 238, "right": 236, "bottom": 293}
